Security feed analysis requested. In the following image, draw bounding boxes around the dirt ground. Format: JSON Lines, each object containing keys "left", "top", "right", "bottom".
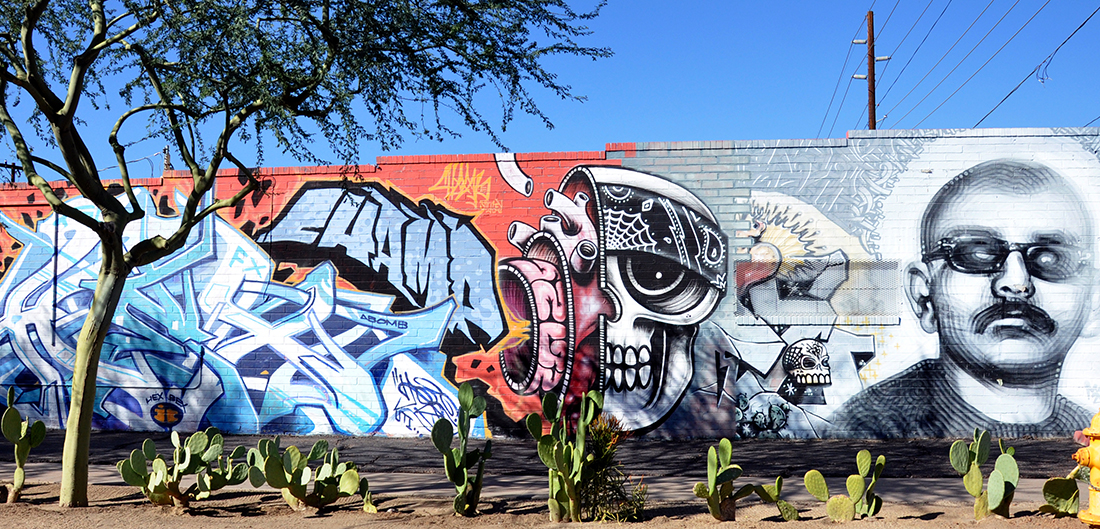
{"left": 0, "top": 483, "right": 1086, "bottom": 529}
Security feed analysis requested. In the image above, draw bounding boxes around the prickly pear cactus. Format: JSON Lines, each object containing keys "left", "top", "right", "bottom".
{"left": 432, "top": 382, "right": 492, "bottom": 517}
{"left": 246, "top": 437, "right": 364, "bottom": 512}
{"left": 692, "top": 438, "right": 754, "bottom": 521}
{"left": 116, "top": 427, "right": 246, "bottom": 507}
{"left": 754, "top": 475, "right": 799, "bottom": 521}
{"left": 525, "top": 390, "right": 602, "bottom": 523}
{"left": 1039, "top": 465, "right": 1085, "bottom": 517}
{"left": 803, "top": 449, "right": 885, "bottom": 522}
{"left": 949, "top": 429, "right": 1018, "bottom": 519}
{"left": 1, "top": 387, "right": 46, "bottom": 503}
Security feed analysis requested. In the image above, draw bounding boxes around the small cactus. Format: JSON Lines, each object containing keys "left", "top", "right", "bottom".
{"left": 754, "top": 475, "right": 799, "bottom": 521}
{"left": 116, "top": 427, "right": 247, "bottom": 507}
{"left": 525, "top": 390, "right": 602, "bottom": 523}
{"left": 949, "top": 428, "right": 1018, "bottom": 519}
{"left": 432, "top": 382, "right": 492, "bottom": 516}
{"left": 246, "top": 437, "right": 367, "bottom": 512}
{"left": 691, "top": 438, "right": 754, "bottom": 521}
{"left": 803, "top": 449, "right": 885, "bottom": 522}
{"left": 1, "top": 386, "right": 46, "bottom": 503}
{"left": 1039, "top": 465, "right": 1085, "bottom": 517}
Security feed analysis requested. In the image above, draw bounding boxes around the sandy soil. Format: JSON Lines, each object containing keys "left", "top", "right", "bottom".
{"left": 0, "top": 483, "right": 1085, "bottom": 529}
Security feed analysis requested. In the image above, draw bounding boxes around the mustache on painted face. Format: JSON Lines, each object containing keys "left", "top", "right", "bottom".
{"left": 971, "top": 301, "right": 1056, "bottom": 336}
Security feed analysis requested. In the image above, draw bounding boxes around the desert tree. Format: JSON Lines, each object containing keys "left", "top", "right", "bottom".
{"left": 0, "top": 0, "right": 608, "bottom": 507}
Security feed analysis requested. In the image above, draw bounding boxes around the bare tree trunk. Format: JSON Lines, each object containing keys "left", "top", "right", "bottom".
{"left": 58, "top": 232, "right": 129, "bottom": 507}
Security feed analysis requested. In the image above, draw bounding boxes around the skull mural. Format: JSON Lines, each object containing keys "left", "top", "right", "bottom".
{"left": 781, "top": 339, "right": 832, "bottom": 385}
{"left": 498, "top": 165, "right": 728, "bottom": 430}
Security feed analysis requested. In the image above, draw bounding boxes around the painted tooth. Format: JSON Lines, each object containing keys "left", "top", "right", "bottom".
{"left": 605, "top": 367, "right": 612, "bottom": 386}
{"left": 638, "top": 346, "right": 650, "bottom": 364}
{"left": 639, "top": 365, "right": 652, "bottom": 388}
{"left": 612, "top": 347, "right": 623, "bottom": 365}
{"left": 625, "top": 347, "right": 637, "bottom": 366}
{"left": 613, "top": 368, "right": 623, "bottom": 389}
{"left": 626, "top": 367, "right": 637, "bottom": 389}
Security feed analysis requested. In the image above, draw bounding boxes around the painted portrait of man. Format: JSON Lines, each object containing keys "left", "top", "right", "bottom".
{"left": 828, "top": 159, "right": 1097, "bottom": 437}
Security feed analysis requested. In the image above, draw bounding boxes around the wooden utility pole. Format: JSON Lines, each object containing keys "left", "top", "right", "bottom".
{"left": 866, "top": 10, "right": 876, "bottom": 130}
{"left": 853, "top": 11, "right": 888, "bottom": 130}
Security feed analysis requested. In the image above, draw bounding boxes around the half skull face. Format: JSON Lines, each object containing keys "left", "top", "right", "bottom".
{"left": 497, "top": 166, "right": 727, "bottom": 430}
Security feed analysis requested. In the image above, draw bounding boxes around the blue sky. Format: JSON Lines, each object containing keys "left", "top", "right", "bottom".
{"left": 335, "top": 0, "right": 1100, "bottom": 164}
{"left": 11, "top": 1, "right": 1100, "bottom": 175}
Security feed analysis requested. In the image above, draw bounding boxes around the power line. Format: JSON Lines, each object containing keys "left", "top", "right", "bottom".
{"left": 879, "top": 0, "right": 997, "bottom": 127}
{"left": 878, "top": 0, "right": 954, "bottom": 111}
{"left": 913, "top": 0, "right": 1050, "bottom": 128}
{"left": 817, "top": 26, "right": 863, "bottom": 137}
{"left": 974, "top": 4, "right": 1100, "bottom": 127}
{"left": 1086, "top": 114, "right": 1100, "bottom": 127}
{"left": 889, "top": 0, "right": 1023, "bottom": 128}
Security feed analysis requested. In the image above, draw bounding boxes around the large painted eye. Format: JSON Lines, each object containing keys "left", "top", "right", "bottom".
{"left": 618, "top": 254, "right": 712, "bottom": 315}
{"left": 624, "top": 255, "right": 685, "bottom": 296}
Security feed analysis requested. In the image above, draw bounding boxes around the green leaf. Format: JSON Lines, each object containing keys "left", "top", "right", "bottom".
{"left": 525, "top": 413, "right": 543, "bottom": 439}
{"left": 973, "top": 430, "right": 991, "bottom": 466}
{"left": 229, "top": 445, "right": 247, "bottom": 460}
{"left": 1, "top": 407, "right": 20, "bottom": 444}
{"left": 458, "top": 382, "right": 474, "bottom": 411}
{"left": 537, "top": 436, "right": 557, "bottom": 470}
{"left": 1042, "top": 477, "right": 1081, "bottom": 514}
{"left": 987, "top": 469, "right": 1005, "bottom": 510}
{"left": 994, "top": 453, "right": 1019, "bottom": 486}
{"left": 186, "top": 430, "right": 209, "bottom": 455}
{"left": 170, "top": 430, "right": 181, "bottom": 449}
{"left": 202, "top": 442, "right": 223, "bottom": 463}
{"left": 306, "top": 440, "right": 328, "bottom": 461}
{"left": 718, "top": 438, "right": 733, "bottom": 467}
{"left": 866, "top": 493, "right": 883, "bottom": 516}
{"left": 693, "top": 482, "right": 709, "bottom": 498}
{"left": 777, "top": 499, "right": 799, "bottom": 521}
{"left": 432, "top": 418, "right": 453, "bottom": 454}
{"left": 248, "top": 465, "right": 266, "bottom": 488}
{"left": 846, "top": 474, "right": 866, "bottom": 504}
{"left": 755, "top": 484, "right": 778, "bottom": 503}
{"left": 119, "top": 460, "right": 147, "bottom": 488}
{"left": 715, "top": 465, "right": 742, "bottom": 485}
{"left": 586, "top": 390, "right": 604, "bottom": 410}
{"left": 265, "top": 455, "right": 289, "bottom": 489}
{"left": 949, "top": 440, "right": 971, "bottom": 474}
{"left": 873, "top": 454, "right": 886, "bottom": 480}
{"left": 469, "top": 396, "right": 487, "bottom": 418}
{"left": 856, "top": 449, "right": 872, "bottom": 477}
{"left": 803, "top": 469, "right": 829, "bottom": 502}
{"left": 338, "top": 469, "right": 359, "bottom": 496}
{"left": 142, "top": 439, "right": 158, "bottom": 461}
{"left": 706, "top": 446, "right": 718, "bottom": 493}
{"left": 129, "top": 448, "right": 148, "bottom": 477}
{"left": 733, "top": 483, "right": 756, "bottom": 500}
{"left": 827, "top": 495, "right": 855, "bottom": 522}
{"left": 26, "top": 420, "right": 45, "bottom": 448}
{"left": 963, "top": 462, "right": 983, "bottom": 498}
{"left": 541, "top": 392, "right": 559, "bottom": 421}
{"left": 284, "top": 445, "right": 302, "bottom": 473}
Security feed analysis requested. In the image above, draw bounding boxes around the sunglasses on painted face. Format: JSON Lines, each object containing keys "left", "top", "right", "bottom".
{"left": 922, "top": 236, "right": 1089, "bottom": 282}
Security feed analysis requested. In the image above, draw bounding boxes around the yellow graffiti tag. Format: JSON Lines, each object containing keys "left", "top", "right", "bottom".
{"left": 430, "top": 163, "right": 492, "bottom": 210}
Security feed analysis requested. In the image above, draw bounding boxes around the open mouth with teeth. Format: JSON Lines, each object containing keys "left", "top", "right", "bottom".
{"left": 794, "top": 373, "right": 831, "bottom": 385}
{"left": 605, "top": 328, "right": 665, "bottom": 398}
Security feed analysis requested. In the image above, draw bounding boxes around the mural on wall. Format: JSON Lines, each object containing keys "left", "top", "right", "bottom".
{"left": 828, "top": 159, "right": 1098, "bottom": 437}
{"left": 0, "top": 130, "right": 1098, "bottom": 440}
{"left": 0, "top": 185, "right": 485, "bottom": 437}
